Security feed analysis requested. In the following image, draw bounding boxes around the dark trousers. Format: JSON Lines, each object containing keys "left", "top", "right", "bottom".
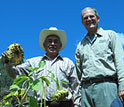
{"left": 42, "top": 100, "right": 73, "bottom": 107}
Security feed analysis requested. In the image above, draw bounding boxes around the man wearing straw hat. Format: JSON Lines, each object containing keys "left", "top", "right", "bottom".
{"left": 2, "top": 27, "right": 80, "bottom": 107}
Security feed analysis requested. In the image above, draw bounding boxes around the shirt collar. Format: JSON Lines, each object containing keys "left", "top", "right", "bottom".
{"left": 85, "top": 27, "right": 103, "bottom": 39}
{"left": 41, "top": 54, "right": 63, "bottom": 61}
{"left": 96, "top": 28, "right": 104, "bottom": 37}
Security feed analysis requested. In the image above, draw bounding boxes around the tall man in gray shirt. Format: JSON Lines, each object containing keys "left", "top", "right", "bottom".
{"left": 2, "top": 27, "right": 80, "bottom": 107}
{"left": 75, "top": 7, "right": 124, "bottom": 107}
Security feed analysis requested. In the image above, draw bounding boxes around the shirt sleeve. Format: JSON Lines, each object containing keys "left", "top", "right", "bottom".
{"left": 65, "top": 58, "right": 81, "bottom": 107}
{"left": 109, "top": 31, "right": 124, "bottom": 91}
{"left": 75, "top": 42, "right": 83, "bottom": 82}
{"left": 4, "top": 59, "right": 31, "bottom": 79}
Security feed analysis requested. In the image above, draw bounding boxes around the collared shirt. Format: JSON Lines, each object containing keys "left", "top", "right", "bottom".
{"left": 5, "top": 55, "right": 80, "bottom": 106}
{"left": 75, "top": 28, "right": 124, "bottom": 91}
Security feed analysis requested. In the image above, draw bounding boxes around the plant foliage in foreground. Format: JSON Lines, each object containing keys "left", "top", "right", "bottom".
{"left": 0, "top": 60, "right": 70, "bottom": 107}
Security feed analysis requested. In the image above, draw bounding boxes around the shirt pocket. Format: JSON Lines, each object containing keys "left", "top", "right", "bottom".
{"left": 93, "top": 40, "right": 109, "bottom": 57}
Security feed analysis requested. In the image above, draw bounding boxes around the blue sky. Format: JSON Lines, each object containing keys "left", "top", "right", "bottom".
{"left": 0, "top": 0, "right": 124, "bottom": 63}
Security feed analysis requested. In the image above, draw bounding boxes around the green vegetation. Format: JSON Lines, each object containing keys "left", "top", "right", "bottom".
{"left": 0, "top": 58, "right": 13, "bottom": 100}
{"left": 0, "top": 60, "right": 69, "bottom": 107}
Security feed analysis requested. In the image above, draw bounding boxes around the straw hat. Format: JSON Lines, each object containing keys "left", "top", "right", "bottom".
{"left": 39, "top": 27, "right": 67, "bottom": 51}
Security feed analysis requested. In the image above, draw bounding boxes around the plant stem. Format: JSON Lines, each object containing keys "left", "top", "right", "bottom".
{"left": 18, "top": 86, "right": 31, "bottom": 107}
{"left": 40, "top": 81, "right": 43, "bottom": 107}
{"left": 43, "top": 84, "right": 46, "bottom": 107}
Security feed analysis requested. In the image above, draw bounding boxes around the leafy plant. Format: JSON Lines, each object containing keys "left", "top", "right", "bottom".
{"left": 0, "top": 60, "right": 70, "bottom": 107}
{"left": 1, "top": 61, "right": 48, "bottom": 107}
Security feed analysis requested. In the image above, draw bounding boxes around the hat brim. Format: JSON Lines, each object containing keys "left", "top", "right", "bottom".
{"left": 39, "top": 29, "right": 67, "bottom": 51}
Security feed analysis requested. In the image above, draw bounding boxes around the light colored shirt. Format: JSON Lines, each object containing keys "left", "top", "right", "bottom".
{"left": 88, "top": 34, "right": 96, "bottom": 43}
{"left": 4, "top": 55, "right": 80, "bottom": 106}
{"left": 75, "top": 28, "right": 124, "bottom": 91}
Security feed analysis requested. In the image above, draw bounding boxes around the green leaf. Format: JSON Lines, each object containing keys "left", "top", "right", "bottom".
{"left": 29, "top": 79, "right": 34, "bottom": 87}
{"left": 34, "top": 67, "right": 39, "bottom": 71}
{"left": 3, "top": 98, "right": 13, "bottom": 106}
{"left": 32, "top": 79, "right": 43, "bottom": 91}
{"left": 29, "top": 71, "right": 33, "bottom": 76}
{"left": 56, "top": 78, "right": 61, "bottom": 90}
{"left": 13, "top": 75, "right": 29, "bottom": 85}
{"left": 29, "top": 96, "right": 38, "bottom": 107}
{"left": 61, "top": 80, "right": 70, "bottom": 84}
{"left": 51, "top": 73, "right": 55, "bottom": 81}
{"left": 14, "top": 91, "right": 19, "bottom": 96}
{"left": 28, "top": 67, "right": 34, "bottom": 71}
{"left": 3, "top": 91, "right": 14, "bottom": 99}
{"left": 10, "top": 84, "right": 20, "bottom": 90}
{"left": 48, "top": 70, "right": 55, "bottom": 81}
{"left": 39, "top": 61, "right": 46, "bottom": 68}
{"left": 20, "top": 88, "right": 25, "bottom": 95}
{"left": 41, "top": 76, "right": 50, "bottom": 86}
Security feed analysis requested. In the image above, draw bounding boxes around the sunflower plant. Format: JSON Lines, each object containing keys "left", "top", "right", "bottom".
{"left": 1, "top": 43, "right": 24, "bottom": 66}
{"left": 0, "top": 43, "right": 70, "bottom": 107}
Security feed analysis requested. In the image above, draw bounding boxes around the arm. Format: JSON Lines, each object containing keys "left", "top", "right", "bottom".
{"left": 67, "top": 59, "right": 81, "bottom": 107}
{"left": 2, "top": 52, "right": 31, "bottom": 79}
{"left": 110, "top": 31, "right": 124, "bottom": 96}
{"left": 75, "top": 43, "right": 83, "bottom": 83}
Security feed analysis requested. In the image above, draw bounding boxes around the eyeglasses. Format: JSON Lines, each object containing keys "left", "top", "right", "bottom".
{"left": 83, "top": 15, "right": 96, "bottom": 20}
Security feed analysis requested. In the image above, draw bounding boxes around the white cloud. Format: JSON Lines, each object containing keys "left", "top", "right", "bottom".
{"left": 118, "top": 33, "right": 124, "bottom": 46}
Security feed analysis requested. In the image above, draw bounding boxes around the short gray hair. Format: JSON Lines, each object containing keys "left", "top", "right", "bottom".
{"left": 81, "top": 7, "right": 99, "bottom": 20}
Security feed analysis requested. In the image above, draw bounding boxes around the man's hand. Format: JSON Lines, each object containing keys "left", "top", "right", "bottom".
{"left": 51, "top": 89, "right": 69, "bottom": 101}
{"left": 119, "top": 91, "right": 124, "bottom": 105}
{"left": 2, "top": 43, "right": 24, "bottom": 66}
{"left": 2, "top": 51, "right": 9, "bottom": 63}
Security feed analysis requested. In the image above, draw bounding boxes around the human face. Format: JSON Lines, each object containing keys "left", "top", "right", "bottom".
{"left": 44, "top": 35, "right": 62, "bottom": 57}
{"left": 82, "top": 8, "right": 100, "bottom": 35}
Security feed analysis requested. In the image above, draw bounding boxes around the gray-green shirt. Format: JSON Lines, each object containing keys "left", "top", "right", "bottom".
{"left": 75, "top": 28, "right": 124, "bottom": 91}
{"left": 4, "top": 55, "right": 80, "bottom": 106}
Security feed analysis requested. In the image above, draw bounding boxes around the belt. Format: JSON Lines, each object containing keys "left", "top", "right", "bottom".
{"left": 81, "top": 77, "right": 117, "bottom": 85}
{"left": 45, "top": 101, "right": 73, "bottom": 107}
{"left": 41, "top": 100, "right": 73, "bottom": 107}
